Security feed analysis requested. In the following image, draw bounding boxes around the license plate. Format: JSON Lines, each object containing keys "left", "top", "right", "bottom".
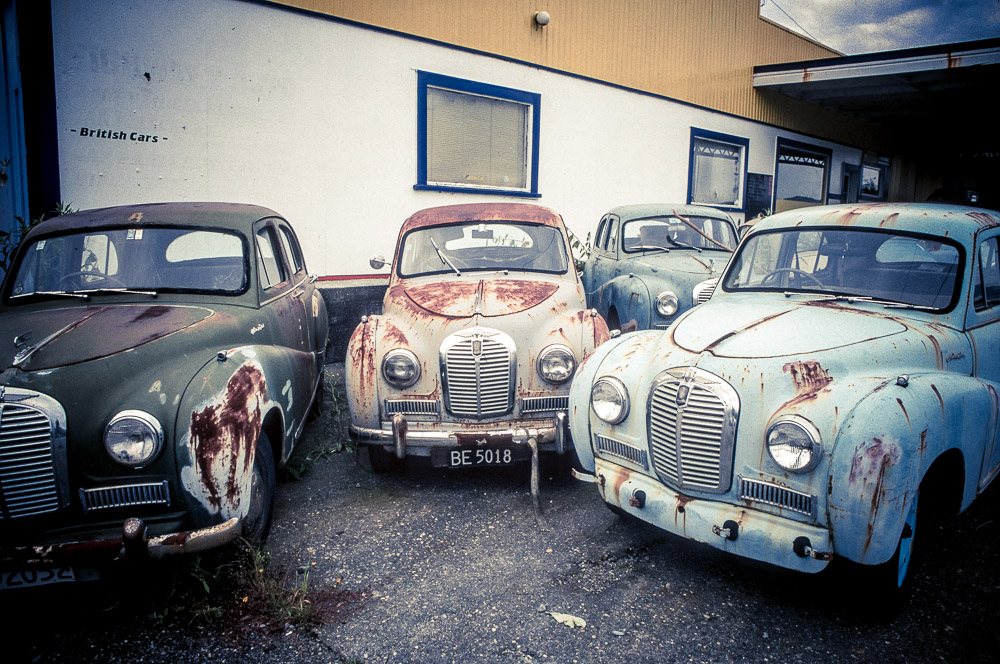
{"left": 0, "top": 566, "right": 76, "bottom": 589}
{"left": 433, "top": 446, "right": 517, "bottom": 468}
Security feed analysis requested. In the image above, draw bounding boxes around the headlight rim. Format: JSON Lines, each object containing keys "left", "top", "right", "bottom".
{"left": 536, "top": 343, "right": 577, "bottom": 385}
{"left": 654, "top": 290, "right": 679, "bottom": 317}
{"left": 104, "top": 409, "right": 165, "bottom": 469}
{"left": 591, "top": 376, "right": 630, "bottom": 424}
{"left": 765, "top": 415, "right": 823, "bottom": 473}
{"left": 381, "top": 348, "right": 421, "bottom": 389}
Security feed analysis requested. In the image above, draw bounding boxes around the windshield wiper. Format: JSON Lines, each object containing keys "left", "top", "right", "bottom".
{"left": 665, "top": 237, "right": 702, "bottom": 252}
{"left": 429, "top": 238, "right": 461, "bottom": 276}
{"left": 76, "top": 287, "right": 159, "bottom": 297}
{"left": 812, "top": 293, "right": 936, "bottom": 310}
{"left": 11, "top": 290, "right": 91, "bottom": 300}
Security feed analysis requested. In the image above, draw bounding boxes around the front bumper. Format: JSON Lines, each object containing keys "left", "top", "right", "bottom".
{"left": 0, "top": 516, "right": 242, "bottom": 566}
{"left": 581, "top": 457, "right": 832, "bottom": 573}
{"left": 351, "top": 412, "right": 569, "bottom": 458}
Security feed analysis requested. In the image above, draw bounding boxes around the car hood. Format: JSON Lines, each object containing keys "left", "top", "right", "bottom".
{"left": 671, "top": 297, "right": 910, "bottom": 358}
{"left": 397, "top": 278, "right": 563, "bottom": 317}
{"left": 0, "top": 304, "right": 217, "bottom": 371}
{"left": 630, "top": 251, "right": 727, "bottom": 276}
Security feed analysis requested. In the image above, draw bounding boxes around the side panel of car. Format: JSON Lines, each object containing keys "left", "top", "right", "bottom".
{"left": 828, "top": 371, "right": 999, "bottom": 565}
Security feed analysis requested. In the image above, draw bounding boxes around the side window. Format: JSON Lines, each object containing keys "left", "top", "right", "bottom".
{"left": 975, "top": 237, "right": 1000, "bottom": 311}
{"left": 594, "top": 217, "right": 609, "bottom": 252}
{"left": 256, "top": 226, "right": 286, "bottom": 290}
{"left": 774, "top": 139, "right": 832, "bottom": 213}
{"left": 416, "top": 71, "right": 540, "bottom": 196}
{"left": 688, "top": 128, "right": 749, "bottom": 211}
{"left": 279, "top": 225, "right": 304, "bottom": 275}
{"left": 606, "top": 216, "right": 619, "bottom": 253}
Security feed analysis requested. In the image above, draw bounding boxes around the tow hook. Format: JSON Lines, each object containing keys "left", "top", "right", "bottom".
{"left": 712, "top": 520, "right": 739, "bottom": 541}
{"left": 571, "top": 468, "right": 604, "bottom": 485}
{"left": 793, "top": 536, "right": 833, "bottom": 560}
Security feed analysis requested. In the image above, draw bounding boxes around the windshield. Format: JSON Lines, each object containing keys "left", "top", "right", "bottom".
{"left": 7, "top": 226, "right": 247, "bottom": 298}
{"left": 397, "top": 221, "right": 569, "bottom": 277}
{"left": 723, "top": 228, "right": 963, "bottom": 310}
{"left": 622, "top": 214, "right": 736, "bottom": 253}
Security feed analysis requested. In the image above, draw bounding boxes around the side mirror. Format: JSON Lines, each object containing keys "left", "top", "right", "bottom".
{"left": 369, "top": 255, "right": 387, "bottom": 270}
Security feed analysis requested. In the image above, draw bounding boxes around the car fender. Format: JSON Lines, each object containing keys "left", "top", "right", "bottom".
{"left": 828, "top": 371, "right": 998, "bottom": 565}
{"left": 346, "top": 315, "right": 381, "bottom": 429}
{"left": 600, "top": 273, "right": 651, "bottom": 331}
{"left": 174, "top": 346, "right": 287, "bottom": 526}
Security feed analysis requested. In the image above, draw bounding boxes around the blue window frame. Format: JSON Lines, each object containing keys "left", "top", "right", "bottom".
{"left": 416, "top": 71, "right": 541, "bottom": 197}
{"left": 687, "top": 128, "right": 749, "bottom": 212}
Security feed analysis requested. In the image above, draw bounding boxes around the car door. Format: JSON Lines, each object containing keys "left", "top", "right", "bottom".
{"left": 591, "top": 214, "right": 620, "bottom": 315}
{"left": 254, "top": 219, "right": 314, "bottom": 440}
{"left": 966, "top": 229, "right": 1000, "bottom": 490}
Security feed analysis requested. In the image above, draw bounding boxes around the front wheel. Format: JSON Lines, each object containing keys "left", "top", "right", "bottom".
{"left": 242, "top": 432, "right": 277, "bottom": 544}
{"left": 875, "top": 488, "right": 920, "bottom": 592}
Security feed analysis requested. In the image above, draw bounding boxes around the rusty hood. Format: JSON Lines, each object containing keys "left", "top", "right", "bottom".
{"left": 398, "top": 278, "right": 561, "bottom": 317}
{"left": 671, "top": 297, "right": 910, "bottom": 358}
{"left": 0, "top": 304, "right": 216, "bottom": 371}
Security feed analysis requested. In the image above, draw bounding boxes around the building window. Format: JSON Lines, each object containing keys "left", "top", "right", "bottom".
{"left": 416, "top": 71, "right": 540, "bottom": 197}
{"left": 688, "top": 129, "right": 748, "bottom": 210}
{"left": 774, "top": 139, "right": 832, "bottom": 213}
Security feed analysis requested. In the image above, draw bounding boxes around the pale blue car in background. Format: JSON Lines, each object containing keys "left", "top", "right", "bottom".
{"left": 570, "top": 202, "right": 1000, "bottom": 598}
{"left": 582, "top": 204, "right": 738, "bottom": 332}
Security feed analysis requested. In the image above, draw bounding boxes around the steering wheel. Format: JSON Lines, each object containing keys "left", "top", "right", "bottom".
{"left": 58, "top": 270, "right": 127, "bottom": 289}
{"left": 759, "top": 268, "right": 824, "bottom": 289}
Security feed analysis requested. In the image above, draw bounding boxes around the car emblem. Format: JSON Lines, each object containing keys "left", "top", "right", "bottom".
{"left": 472, "top": 339, "right": 482, "bottom": 356}
{"left": 675, "top": 384, "right": 690, "bottom": 406}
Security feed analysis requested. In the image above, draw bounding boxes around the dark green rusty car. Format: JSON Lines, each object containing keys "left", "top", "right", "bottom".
{"left": 0, "top": 202, "right": 328, "bottom": 588}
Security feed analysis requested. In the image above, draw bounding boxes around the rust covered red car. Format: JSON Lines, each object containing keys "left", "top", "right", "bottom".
{"left": 0, "top": 202, "right": 328, "bottom": 588}
{"left": 347, "top": 202, "right": 609, "bottom": 472}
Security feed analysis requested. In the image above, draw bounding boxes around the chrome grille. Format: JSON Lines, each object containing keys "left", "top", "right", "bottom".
{"left": 595, "top": 434, "right": 648, "bottom": 470}
{"left": 648, "top": 367, "right": 738, "bottom": 494}
{"left": 739, "top": 477, "right": 814, "bottom": 516}
{"left": 693, "top": 278, "right": 719, "bottom": 304}
{"left": 441, "top": 329, "right": 515, "bottom": 418}
{"left": 385, "top": 399, "right": 440, "bottom": 416}
{"left": 80, "top": 481, "right": 171, "bottom": 513}
{"left": 520, "top": 396, "right": 568, "bottom": 413}
{"left": 0, "top": 401, "right": 61, "bottom": 519}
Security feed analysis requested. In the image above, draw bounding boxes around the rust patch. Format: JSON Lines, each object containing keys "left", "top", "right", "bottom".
{"left": 780, "top": 360, "right": 833, "bottom": 408}
{"left": 968, "top": 211, "right": 1000, "bottom": 229}
{"left": 482, "top": 280, "right": 560, "bottom": 316}
{"left": 189, "top": 363, "right": 266, "bottom": 511}
{"left": 931, "top": 384, "right": 945, "bottom": 421}
{"left": 878, "top": 212, "right": 900, "bottom": 228}
{"left": 381, "top": 320, "right": 408, "bottom": 347}
{"left": 848, "top": 436, "right": 902, "bottom": 554}
{"left": 896, "top": 398, "right": 910, "bottom": 426}
{"left": 399, "top": 202, "right": 563, "bottom": 233}
{"left": 131, "top": 305, "right": 171, "bottom": 323}
{"left": 403, "top": 281, "right": 480, "bottom": 316}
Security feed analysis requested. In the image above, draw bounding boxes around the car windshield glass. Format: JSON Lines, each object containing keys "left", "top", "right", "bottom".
{"left": 397, "top": 221, "right": 569, "bottom": 277}
{"left": 722, "top": 227, "right": 962, "bottom": 309}
{"left": 7, "top": 227, "right": 247, "bottom": 297}
{"left": 622, "top": 215, "right": 737, "bottom": 253}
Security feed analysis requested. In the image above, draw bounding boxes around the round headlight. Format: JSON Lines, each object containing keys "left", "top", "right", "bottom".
{"left": 104, "top": 410, "right": 164, "bottom": 468}
{"left": 382, "top": 349, "right": 420, "bottom": 388}
{"left": 537, "top": 345, "right": 576, "bottom": 384}
{"left": 766, "top": 417, "right": 822, "bottom": 472}
{"left": 591, "top": 377, "right": 629, "bottom": 424}
{"left": 655, "top": 291, "right": 679, "bottom": 317}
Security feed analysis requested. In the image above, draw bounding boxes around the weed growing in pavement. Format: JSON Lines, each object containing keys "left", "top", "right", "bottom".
{"left": 283, "top": 370, "right": 354, "bottom": 480}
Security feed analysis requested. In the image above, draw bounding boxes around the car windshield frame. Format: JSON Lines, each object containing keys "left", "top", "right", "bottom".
{"left": 396, "top": 220, "right": 570, "bottom": 278}
{"left": 621, "top": 214, "right": 737, "bottom": 254}
{"left": 4, "top": 224, "right": 251, "bottom": 301}
{"left": 721, "top": 226, "right": 966, "bottom": 312}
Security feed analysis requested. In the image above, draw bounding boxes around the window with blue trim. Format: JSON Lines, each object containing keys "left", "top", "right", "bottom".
{"left": 688, "top": 129, "right": 748, "bottom": 210}
{"left": 774, "top": 139, "right": 832, "bottom": 213}
{"left": 416, "top": 72, "right": 540, "bottom": 197}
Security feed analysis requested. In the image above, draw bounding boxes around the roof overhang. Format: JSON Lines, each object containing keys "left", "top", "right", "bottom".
{"left": 752, "top": 37, "right": 1000, "bottom": 150}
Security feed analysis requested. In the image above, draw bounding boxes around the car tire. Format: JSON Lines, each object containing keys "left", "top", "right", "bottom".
{"left": 368, "top": 444, "right": 399, "bottom": 473}
{"left": 242, "top": 431, "right": 277, "bottom": 544}
{"left": 872, "top": 487, "right": 920, "bottom": 596}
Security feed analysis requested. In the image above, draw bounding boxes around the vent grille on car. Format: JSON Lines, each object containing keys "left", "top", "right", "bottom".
{"left": 520, "top": 396, "right": 569, "bottom": 413}
{"left": 595, "top": 434, "right": 649, "bottom": 470}
{"left": 385, "top": 399, "right": 440, "bottom": 416}
{"left": 693, "top": 278, "right": 719, "bottom": 304}
{"left": 739, "top": 477, "right": 814, "bottom": 516}
{"left": 80, "top": 481, "right": 171, "bottom": 513}
{"left": 0, "top": 402, "right": 61, "bottom": 519}
{"left": 442, "top": 329, "right": 515, "bottom": 418}
{"left": 648, "top": 367, "right": 738, "bottom": 494}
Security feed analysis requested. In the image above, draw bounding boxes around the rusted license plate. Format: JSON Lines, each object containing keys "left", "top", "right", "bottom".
{"left": 0, "top": 566, "right": 76, "bottom": 589}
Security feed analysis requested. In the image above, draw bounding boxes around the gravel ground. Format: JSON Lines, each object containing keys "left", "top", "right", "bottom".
{"left": 5, "top": 365, "right": 999, "bottom": 663}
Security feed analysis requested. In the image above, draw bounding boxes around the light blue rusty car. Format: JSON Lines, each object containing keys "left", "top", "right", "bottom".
{"left": 569, "top": 202, "right": 1000, "bottom": 594}
{"left": 582, "top": 204, "right": 737, "bottom": 332}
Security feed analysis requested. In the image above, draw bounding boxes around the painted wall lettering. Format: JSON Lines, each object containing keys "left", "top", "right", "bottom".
{"left": 72, "top": 127, "right": 164, "bottom": 143}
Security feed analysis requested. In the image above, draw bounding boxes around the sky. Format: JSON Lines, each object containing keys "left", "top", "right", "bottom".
{"left": 759, "top": 0, "right": 1000, "bottom": 54}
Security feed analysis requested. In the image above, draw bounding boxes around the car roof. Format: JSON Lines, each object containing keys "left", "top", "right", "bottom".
{"left": 751, "top": 203, "right": 1000, "bottom": 240}
{"left": 605, "top": 204, "right": 735, "bottom": 222}
{"left": 22, "top": 202, "right": 282, "bottom": 241}
{"left": 399, "top": 202, "right": 564, "bottom": 233}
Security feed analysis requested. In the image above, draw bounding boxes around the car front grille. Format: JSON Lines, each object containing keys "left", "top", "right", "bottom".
{"left": 441, "top": 328, "right": 515, "bottom": 418}
{"left": 647, "top": 367, "right": 738, "bottom": 494}
{"left": 0, "top": 395, "right": 66, "bottom": 519}
{"left": 739, "top": 476, "right": 814, "bottom": 516}
{"left": 80, "top": 481, "right": 171, "bottom": 513}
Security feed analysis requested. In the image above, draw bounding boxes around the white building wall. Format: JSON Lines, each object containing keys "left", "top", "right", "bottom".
{"left": 51, "top": 0, "right": 862, "bottom": 277}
